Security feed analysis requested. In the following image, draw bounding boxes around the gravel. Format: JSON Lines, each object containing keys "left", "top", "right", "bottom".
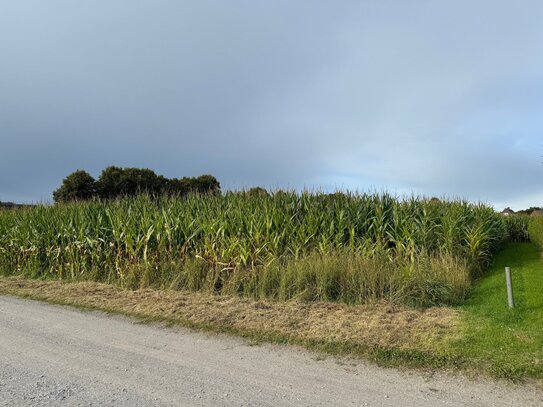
{"left": 0, "top": 295, "right": 541, "bottom": 406}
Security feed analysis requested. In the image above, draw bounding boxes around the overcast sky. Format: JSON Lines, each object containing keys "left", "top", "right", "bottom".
{"left": 1, "top": 1, "right": 542, "bottom": 209}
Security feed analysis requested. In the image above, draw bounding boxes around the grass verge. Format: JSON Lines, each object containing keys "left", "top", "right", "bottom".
{"left": 0, "top": 276, "right": 460, "bottom": 370}
{"left": 0, "top": 243, "right": 541, "bottom": 384}
{"left": 455, "top": 243, "right": 543, "bottom": 381}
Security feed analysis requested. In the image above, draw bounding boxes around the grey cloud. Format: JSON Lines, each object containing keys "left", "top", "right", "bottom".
{"left": 1, "top": 1, "right": 543, "bottom": 209}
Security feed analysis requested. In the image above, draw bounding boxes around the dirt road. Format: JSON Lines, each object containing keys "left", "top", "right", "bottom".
{"left": 0, "top": 295, "right": 541, "bottom": 406}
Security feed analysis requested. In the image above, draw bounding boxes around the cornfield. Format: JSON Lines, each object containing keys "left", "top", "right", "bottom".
{"left": 528, "top": 215, "right": 543, "bottom": 250}
{"left": 504, "top": 214, "right": 531, "bottom": 242}
{"left": 0, "top": 192, "right": 509, "bottom": 305}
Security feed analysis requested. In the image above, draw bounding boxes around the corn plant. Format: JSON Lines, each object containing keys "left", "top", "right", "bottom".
{"left": 0, "top": 192, "right": 510, "bottom": 305}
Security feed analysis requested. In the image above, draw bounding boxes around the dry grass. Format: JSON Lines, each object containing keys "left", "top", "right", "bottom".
{"left": 0, "top": 276, "right": 459, "bottom": 359}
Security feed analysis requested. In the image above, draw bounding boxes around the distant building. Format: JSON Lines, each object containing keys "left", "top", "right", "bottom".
{"left": 501, "top": 207, "right": 515, "bottom": 216}
{"left": 530, "top": 209, "right": 543, "bottom": 217}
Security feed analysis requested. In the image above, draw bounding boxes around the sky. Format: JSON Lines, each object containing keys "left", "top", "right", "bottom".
{"left": 1, "top": 1, "right": 543, "bottom": 210}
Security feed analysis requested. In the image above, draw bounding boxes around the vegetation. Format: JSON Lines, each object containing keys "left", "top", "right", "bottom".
{"left": 0, "top": 276, "right": 461, "bottom": 372}
{"left": 53, "top": 166, "right": 220, "bottom": 202}
{"left": 0, "top": 202, "right": 34, "bottom": 210}
{"left": 52, "top": 170, "right": 97, "bottom": 202}
{"left": 528, "top": 215, "right": 543, "bottom": 250}
{"left": 516, "top": 206, "right": 543, "bottom": 216}
{"left": 503, "top": 214, "right": 531, "bottom": 242}
{"left": 1, "top": 243, "right": 541, "bottom": 381}
{"left": 456, "top": 243, "right": 543, "bottom": 380}
{"left": 1, "top": 189, "right": 542, "bottom": 381}
{"left": 0, "top": 192, "right": 507, "bottom": 306}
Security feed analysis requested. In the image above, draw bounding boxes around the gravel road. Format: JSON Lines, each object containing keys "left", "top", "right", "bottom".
{"left": 0, "top": 295, "right": 541, "bottom": 406}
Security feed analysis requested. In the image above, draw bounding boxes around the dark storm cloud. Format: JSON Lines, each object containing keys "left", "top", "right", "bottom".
{"left": 1, "top": 1, "right": 543, "bottom": 209}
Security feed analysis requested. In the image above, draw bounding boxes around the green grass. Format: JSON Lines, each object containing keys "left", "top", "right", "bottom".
{"left": 456, "top": 243, "right": 543, "bottom": 380}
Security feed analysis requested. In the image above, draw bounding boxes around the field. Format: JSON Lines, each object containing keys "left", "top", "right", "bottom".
{"left": 1, "top": 192, "right": 541, "bottom": 381}
{"left": 0, "top": 192, "right": 508, "bottom": 306}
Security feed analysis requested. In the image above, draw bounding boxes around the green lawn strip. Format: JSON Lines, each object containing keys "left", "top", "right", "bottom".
{"left": 455, "top": 243, "right": 543, "bottom": 380}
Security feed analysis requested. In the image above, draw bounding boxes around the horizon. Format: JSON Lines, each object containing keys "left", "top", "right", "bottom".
{"left": 0, "top": 171, "right": 533, "bottom": 213}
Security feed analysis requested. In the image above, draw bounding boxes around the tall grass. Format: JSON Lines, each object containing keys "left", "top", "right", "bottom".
{"left": 0, "top": 192, "right": 507, "bottom": 305}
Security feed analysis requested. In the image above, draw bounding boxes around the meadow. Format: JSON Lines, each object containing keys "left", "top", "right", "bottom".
{"left": 0, "top": 192, "right": 511, "bottom": 306}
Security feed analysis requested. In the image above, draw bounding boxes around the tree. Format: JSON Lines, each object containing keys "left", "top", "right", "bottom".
{"left": 54, "top": 166, "right": 221, "bottom": 201}
{"left": 53, "top": 170, "right": 96, "bottom": 203}
{"left": 96, "top": 166, "right": 166, "bottom": 198}
{"left": 516, "top": 206, "right": 543, "bottom": 215}
{"left": 118, "top": 167, "right": 161, "bottom": 196}
{"left": 165, "top": 177, "right": 191, "bottom": 196}
{"left": 193, "top": 175, "right": 220, "bottom": 193}
{"left": 247, "top": 186, "right": 269, "bottom": 197}
{"left": 95, "top": 166, "right": 124, "bottom": 199}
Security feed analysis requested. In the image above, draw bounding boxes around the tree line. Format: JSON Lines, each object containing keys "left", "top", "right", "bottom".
{"left": 53, "top": 166, "right": 220, "bottom": 203}
{"left": 0, "top": 202, "right": 35, "bottom": 210}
